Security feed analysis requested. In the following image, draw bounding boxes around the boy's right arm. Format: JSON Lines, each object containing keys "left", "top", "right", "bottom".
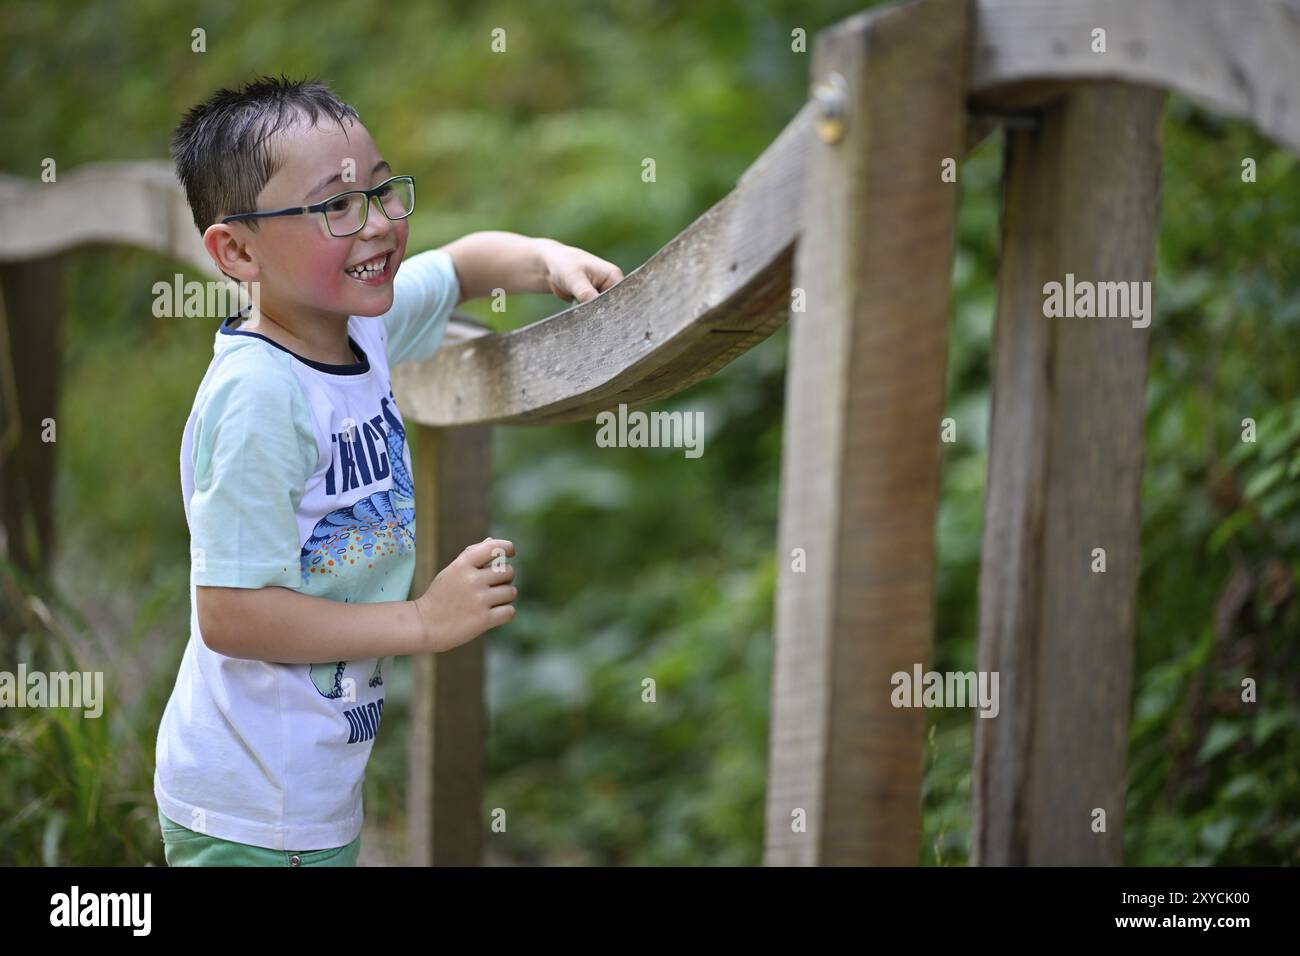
{"left": 188, "top": 355, "right": 515, "bottom": 663}
{"left": 198, "top": 537, "right": 517, "bottom": 661}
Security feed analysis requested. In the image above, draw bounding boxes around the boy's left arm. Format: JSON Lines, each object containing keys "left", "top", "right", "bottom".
{"left": 438, "top": 231, "right": 624, "bottom": 307}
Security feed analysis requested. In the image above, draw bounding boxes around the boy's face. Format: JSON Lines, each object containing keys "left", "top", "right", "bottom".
{"left": 211, "top": 116, "right": 408, "bottom": 322}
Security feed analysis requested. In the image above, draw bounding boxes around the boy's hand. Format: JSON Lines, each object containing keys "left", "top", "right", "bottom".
{"left": 413, "top": 537, "right": 516, "bottom": 653}
{"left": 541, "top": 241, "right": 625, "bottom": 304}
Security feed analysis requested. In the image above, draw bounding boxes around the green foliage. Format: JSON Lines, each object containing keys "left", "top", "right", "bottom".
{"left": 0, "top": 557, "right": 177, "bottom": 865}
{"left": 915, "top": 98, "right": 1300, "bottom": 867}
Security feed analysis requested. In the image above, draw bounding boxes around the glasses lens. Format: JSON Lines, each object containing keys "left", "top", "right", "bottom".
{"left": 321, "top": 179, "right": 414, "bottom": 236}
{"left": 324, "top": 192, "right": 367, "bottom": 237}
{"left": 377, "top": 178, "right": 414, "bottom": 220}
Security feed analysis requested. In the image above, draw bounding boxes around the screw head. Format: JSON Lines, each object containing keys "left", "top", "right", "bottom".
{"left": 814, "top": 72, "right": 849, "bottom": 144}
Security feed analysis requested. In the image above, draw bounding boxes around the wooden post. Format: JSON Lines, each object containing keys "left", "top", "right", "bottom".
{"left": 764, "top": 0, "right": 967, "bottom": 865}
{"left": 971, "top": 84, "right": 1166, "bottom": 865}
{"left": 406, "top": 423, "right": 492, "bottom": 865}
{"left": 0, "top": 256, "right": 63, "bottom": 578}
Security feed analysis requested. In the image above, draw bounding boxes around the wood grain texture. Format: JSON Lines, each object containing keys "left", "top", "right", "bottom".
{"left": 0, "top": 162, "right": 211, "bottom": 271}
{"left": 970, "top": 0, "right": 1300, "bottom": 153}
{"left": 391, "top": 105, "right": 814, "bottom": 426}
{"left": 406, "top": 424, "right": 491, "bottom": 866}
{"left": 971, "top": 83, "right": 1165, "bottom": 866}
{"left": 764, "top": 0, "right": 966, "bottom": 866}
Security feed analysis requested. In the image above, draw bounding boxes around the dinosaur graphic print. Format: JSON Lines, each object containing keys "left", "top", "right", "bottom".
{"left": 301, "top": 390, "right": 415, "bottom": 701}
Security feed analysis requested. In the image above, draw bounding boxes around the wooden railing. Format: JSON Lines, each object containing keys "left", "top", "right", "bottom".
{"left": 1, "top": 0, "right": 1296, "bottom": 865}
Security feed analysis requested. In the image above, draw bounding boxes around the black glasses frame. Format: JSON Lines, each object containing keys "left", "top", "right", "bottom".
{"left": 220, "top": 175, "right": 416, "bottom": 237}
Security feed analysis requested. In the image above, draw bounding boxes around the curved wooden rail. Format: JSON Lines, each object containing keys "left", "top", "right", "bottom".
{"left": 400, "top": 0, "right": 1299, "bottom": 427}
{"left": 970, "top": 0, "right": 1300, "bottom": 153}
{"left": 0, "top": 161, "right": 211, "bottom": 273}
{"left": 394, "top": 104, "right": 813, "bottom": 426}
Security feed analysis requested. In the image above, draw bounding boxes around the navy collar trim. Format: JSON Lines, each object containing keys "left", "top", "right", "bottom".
{"left": 219, "top": 310, "right": 370, "bottom": 376}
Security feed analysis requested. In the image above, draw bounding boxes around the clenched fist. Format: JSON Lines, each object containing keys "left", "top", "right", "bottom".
{"left": 413, "top": 537, "right": 516, "bottom": 652}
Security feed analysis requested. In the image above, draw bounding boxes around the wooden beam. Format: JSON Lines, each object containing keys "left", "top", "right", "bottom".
{"left": 764, "top": 0, "right": 967, "bottom": 866}
{"left": 0, "top": 257, "right": 63, "bottom": 577}
{"left": 970, "top": 0, "right": 1300, "bottom": 153}
{"left": 971, "top": 83, "right": 1166, "bottom": 866}
{"left": 0, "top": 162, "right": 210, "bottom": 272}
{"left": 406, "top": 423, "right": 492, "bottom": 865}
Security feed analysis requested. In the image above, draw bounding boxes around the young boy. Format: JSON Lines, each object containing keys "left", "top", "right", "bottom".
{"left": 153, "top": 76, "right": 624, "bottom": 866}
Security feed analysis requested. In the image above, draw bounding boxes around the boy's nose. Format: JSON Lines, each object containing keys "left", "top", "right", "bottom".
{"left": 357, "top": 197, "right": 394, "bottom": 240}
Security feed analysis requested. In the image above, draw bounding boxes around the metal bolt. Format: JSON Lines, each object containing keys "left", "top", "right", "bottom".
{"left": 814, "top": 72, "right": 848, "bottom": 144}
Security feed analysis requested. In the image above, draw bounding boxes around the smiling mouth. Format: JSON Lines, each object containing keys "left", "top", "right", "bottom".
{"left": 344, "top": 253, "right": 392, "bottom": 283}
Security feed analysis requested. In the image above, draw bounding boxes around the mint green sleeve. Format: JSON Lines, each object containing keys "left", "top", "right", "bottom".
{"left": 189, "top": 355, "right": 319, "bottom": 589}
{"left": 381, "top": 248, "right": 462, "bottom": 366}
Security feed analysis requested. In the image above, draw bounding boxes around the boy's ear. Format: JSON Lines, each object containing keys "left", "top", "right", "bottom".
{"left": 202, "top": 223, "right": 259, "bottom": 282}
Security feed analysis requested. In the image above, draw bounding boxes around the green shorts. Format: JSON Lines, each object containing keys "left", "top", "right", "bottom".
{"left": 157, "top": 807, "right": 361, "bottom": 867}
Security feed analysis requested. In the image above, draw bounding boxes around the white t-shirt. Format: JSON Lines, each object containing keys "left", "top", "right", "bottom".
{"left": 154, "top": 249, "right": 460, "bottom": 850}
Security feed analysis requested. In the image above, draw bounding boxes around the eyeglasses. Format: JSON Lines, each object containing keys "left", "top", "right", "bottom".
{"left": 221, "top": 175, "right": 416, "bottom": 238}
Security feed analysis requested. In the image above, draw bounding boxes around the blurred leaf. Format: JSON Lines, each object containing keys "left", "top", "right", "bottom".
{"left": 1198, "top": 721, "right": 1246, "bottom": 763}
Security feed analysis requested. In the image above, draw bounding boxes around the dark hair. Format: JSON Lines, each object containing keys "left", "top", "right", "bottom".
{"left": 170, "top": 75, "right": 360, "bottom": 234}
